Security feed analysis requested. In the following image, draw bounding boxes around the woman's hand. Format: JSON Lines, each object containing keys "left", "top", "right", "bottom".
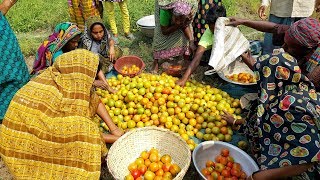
{"left": 189, "top": 40, "right": 197, "bottom": 52}
{"left": 258, "top": 5, "right": 267, "bottom": 20}
{"left": 94, "top": 80, "right": 117, "bottom": 94}
{"left": 110, "top": 127, "right": 124, "bottom": 137}
{"left": 227, "top": 17, "right": 246, "bottom": 27}
{"left": 109, "top": 46, "right": 115, "bottom": 62}
{"left": 0, "top": 0, "right": 14, "bottom": 15}
{"left": 176, "top": 78, "right": 187, "bottom": 87}
{"left": 241, "top": 51, "right": 256, "bottom": 70}
{"left": 106, "top": 85, "right": 118, "bottom": 94}
{"left": 221, "top": 110, "right": 236, "bottom": 125}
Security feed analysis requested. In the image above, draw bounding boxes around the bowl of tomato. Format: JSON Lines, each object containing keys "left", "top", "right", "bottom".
{"left": 192, "top": 141, "right": 259, "bottom": 179}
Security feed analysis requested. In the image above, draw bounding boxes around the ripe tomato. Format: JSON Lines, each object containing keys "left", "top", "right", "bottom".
{"left": 221, "top": 169, "right": 231, "bottom": 177}
{"left": 220, "top": 157, "right": 228, "bottom": 165}
{"left": 221, "top": 148, "right": 230, "bottom": 157}
{"left": 205, "top": 174, "right": 214, "bottom": 180}
{"left": 138, "top": 164, "right": 147, "bottom": 175}
{"left": 230, "top": 168, "right": 241, "bottom": 177}
{"left": 227, "top": 161, "right": 233, "bottom": 168}
{"left": 232, "top": 162, "right": 242, "bottom": 171}
{"left": 162, "top": 163, "right": 171, "bottom": 172}
{"left": 215, "top": 155, "right": 223, "bottom": 163}
{"left": 206, "top": 160, "right": 215, "bottom": 167}
{"left": 128, "top": 162, "right": 138, "bottom": 172}
{"left": 149, "top": 162, "right": 159, "bottom": 172}
{"left": 130, "top": 169, "right": 141, "bottom": 179}
{"left": 160, "top": 154, "right": 172, "bottom": 164}
{"left": 155, "top": 168, "right": 164, "bottom": 176}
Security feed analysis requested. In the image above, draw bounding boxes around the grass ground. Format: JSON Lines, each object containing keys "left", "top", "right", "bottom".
{"left": 1, "top": 0, "right": 262, "bottom": 179}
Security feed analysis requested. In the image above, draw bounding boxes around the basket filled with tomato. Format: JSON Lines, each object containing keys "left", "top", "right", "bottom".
{"left": 114, "top": 55, "right": 145, "bottom": 78}
{"left": 107, "top": 127, "right": 191, "bottom": 180}
{"left": 192, "top": 141, "right": 259, "bottom": 180}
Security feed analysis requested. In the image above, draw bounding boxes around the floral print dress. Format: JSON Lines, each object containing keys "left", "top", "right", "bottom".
{"left": 243, "top": 49, "right": 320, "bottom": 179}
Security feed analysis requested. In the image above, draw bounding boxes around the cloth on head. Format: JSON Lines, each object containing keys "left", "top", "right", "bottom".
{"left": 0, "top": 13, "right": 30, "bottom": 121}
{"left": 208, "top": 17, "right": 250, "bottom": 72}
{"left": 81, "top": 16, "right": 111, "bottom": 58}
{"left": 0, "top": 49, "right": 107, "bottom": 179}
{"left": 158, "top": 0, "right": 196, "bottom": 16}
{"left": 32, "top": 22, "right": 81, "bottom": 74}
{"left": 285, "top": 18, "right": 320, "bottom": 72}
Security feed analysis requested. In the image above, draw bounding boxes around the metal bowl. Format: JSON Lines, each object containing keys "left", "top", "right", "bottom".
{"left": 136, "top": 15, "right": 155, "bottom": 38}
{"left": 217, "top": 59, "right": 257, "bottom": 86}
{"left": 193, "top": 141, "right": 259, "bottom": 180}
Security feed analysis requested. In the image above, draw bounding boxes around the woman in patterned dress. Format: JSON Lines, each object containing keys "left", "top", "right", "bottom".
{"left": 193, "top": 0, "right": 221, "bottom": 46}
{"left": 222, "top": 18, "right": 320, "bottom": 179}
{"left": 152, "top": 0, "right": 198, "bottom": 73}
{"left": 0, "top": 0, "right": 30, "bottom": 122}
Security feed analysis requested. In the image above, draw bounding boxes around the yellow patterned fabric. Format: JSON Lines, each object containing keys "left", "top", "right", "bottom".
{"left": 0, "top": 49, "right": 107, "bottom": 179}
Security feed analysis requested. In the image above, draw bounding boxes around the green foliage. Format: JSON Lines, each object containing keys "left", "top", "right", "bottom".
{"left": 8, "top": 0, "right": 262, "bottom": 58}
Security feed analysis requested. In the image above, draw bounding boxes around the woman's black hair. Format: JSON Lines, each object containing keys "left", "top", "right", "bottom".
{"left": 206, "top": 5, "right": 227, "bottom": 25}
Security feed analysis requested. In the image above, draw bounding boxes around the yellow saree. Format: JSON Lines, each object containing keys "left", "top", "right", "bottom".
{"left": 0, "top": 49, "right": 106, "bottom": 179}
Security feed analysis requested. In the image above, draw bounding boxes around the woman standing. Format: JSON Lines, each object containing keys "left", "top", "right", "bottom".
{"left": 152, "top": 0, "right": 198, "bottom": 73}
{"left": 0, "top": 49, "right": 123, "bottom": 179}
{"left": 193, "top": 0, "right": 221, "bottom": 46}
{"left": 0, "top": 0, "right": 30, "bottom": 122}
{"left": 68, "top": 0, "right": 102, "bottom": 31}
{"left": 99, "top": 0, "right": 135, "bottom": 42}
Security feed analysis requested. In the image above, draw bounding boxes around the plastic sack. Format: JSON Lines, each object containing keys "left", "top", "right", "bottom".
{"left": 208, "top": 17, "right": 250, "bottom": 72}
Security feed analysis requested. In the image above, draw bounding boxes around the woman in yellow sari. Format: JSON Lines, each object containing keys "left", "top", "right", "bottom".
{"left": 0, "top": 49, "right": 123, "bottom": 179}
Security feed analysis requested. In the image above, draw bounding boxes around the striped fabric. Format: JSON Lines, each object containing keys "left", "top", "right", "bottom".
{"left": 0, "top": 49, "right": 107, "bottom": 179}
{"left": 68, "top": 0, "right": 101, "bottom": 31}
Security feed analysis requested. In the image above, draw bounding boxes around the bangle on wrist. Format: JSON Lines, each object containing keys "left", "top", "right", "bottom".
{"left": 232, "top": 119, "right": 237, "bottom": 126}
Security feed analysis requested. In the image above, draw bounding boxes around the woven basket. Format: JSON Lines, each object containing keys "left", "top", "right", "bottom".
{"left": 114, "top": 55, "right": 145, "bottom": 78}
{"left": 107, "top": 127, "right": 191, "bottom": 180}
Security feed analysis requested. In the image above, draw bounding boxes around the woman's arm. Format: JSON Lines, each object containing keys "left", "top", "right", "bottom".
{"left": 249, "top": 163, "right": 315, "bottom": 180}
{"left": 96, "top": 102, "right": 123, "bottom": 143}
{"left": 0, "top": 0, "right": 16, "bottom": 15}
{"left": 161, "top": 23, "right": 182, "bottom": 35}
{"left": 241, "top": 51, "right": 256, "bottom": 71}
{"left": 108, "top": 39, "right": 115, "bottom": 62}
{"left": 183, "top": 26, "right": 196, "bottom": 52}
{"left": 94, "top": 70, "right": 117, "bottom": 93}
{"left": 176, "top": 45, "right": 206, "bottom": 86}
{"left": 228, "top": 17, "right": 280, "bottom": 34}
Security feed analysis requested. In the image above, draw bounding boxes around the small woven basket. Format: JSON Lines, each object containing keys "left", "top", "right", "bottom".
{"left": 107, "top": 127, "right": 191, "bottom": 180}
{"left": 114, "top": 55, "right": 145, "bottom": 78}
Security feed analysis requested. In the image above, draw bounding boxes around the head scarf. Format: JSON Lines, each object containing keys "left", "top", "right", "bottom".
{"left": 0, "top": 49, "right": 105, "bottom": 179}
{"left": 32, "top": 22, "right": 81, "bottom": 74}
{"left": 159, "top": 0, "right": 197, "bottom": 16}
{"left": 81, "top": 16, "right": 111, "bottom": 58}
{"left": 285, "top": 18, "right": 320, "bottom": 72}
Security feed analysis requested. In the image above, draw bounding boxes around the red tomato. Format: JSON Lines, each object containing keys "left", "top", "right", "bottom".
{"left": 220, "top": 157, "right": 228, "bottom": 165}
{"left": 217, "top": 175, "right": 225, "bottom": 180}
{"left": 130, "top": 169, "right": 141, "bottom": 179}
{"left": 232, "top": 163, "right": 242, "bottom": 171}
{"left": 227, "top": 161, "right": 233, "bottom": 168}
{"left": 138, "top": 164, "right": 147, "bottom": 175}
{"left": 206, "top": 160, "right": 215, "bottom": 167}
{"left": 215, "top": 155, "right": 223, "bottom": 163}
{"left": 162, "top": 163, "right": 171, "bottom": 172}
{"left": 205, "top": 174, "right": 214, "bottom": 180}
{"left": 221, "top": 169, "right": 231, "bottom": 177}
{"left": 230, "top": 168, "right": 241, "bottom": 177}
{"left": 221, "top": 148, "right": 229, "bottom": 157}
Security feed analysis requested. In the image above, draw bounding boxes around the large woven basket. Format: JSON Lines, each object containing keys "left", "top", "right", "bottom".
{"left": 107, "top": 127, "right": 191, "bottom": 180}
{"left": 114, "top": 55, "right": 145, "bottom": 78}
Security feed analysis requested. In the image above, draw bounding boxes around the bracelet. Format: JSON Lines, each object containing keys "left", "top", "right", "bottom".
{"left": 232, "top": 119, "right": 237, "bottom": 126}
